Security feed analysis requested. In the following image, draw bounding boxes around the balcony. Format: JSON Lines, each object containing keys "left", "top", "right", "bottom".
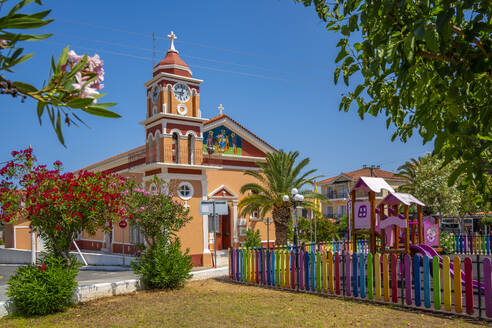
{"left": 326, "top": 191, "right": 348, "bottom": 200}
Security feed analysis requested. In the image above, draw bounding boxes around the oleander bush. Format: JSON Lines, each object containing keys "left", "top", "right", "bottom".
{"left": 7, "top": 255, "right": 79, "bottom": 316}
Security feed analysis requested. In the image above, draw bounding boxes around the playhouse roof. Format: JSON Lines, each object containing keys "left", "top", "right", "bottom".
{"left": 350, "top": 177, "right": 395, "bottom": 194}
{"left": 378, "top": 192, "right": 425, "bottom": 207}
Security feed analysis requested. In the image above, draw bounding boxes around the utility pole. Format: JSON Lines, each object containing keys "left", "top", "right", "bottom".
{"left": 152, "top": 32, "right": 155, "bottom": 67}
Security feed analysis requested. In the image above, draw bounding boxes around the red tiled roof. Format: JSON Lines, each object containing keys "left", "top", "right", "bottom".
{"left": 317, "top": 168, "right": 404, "bottom": 185}
{"left": 205, "top": 114, "right": 277, "bottom": 152}
{"left": 78, "top": 145, "right": 145, "bottom": 171}
{"left": 153, "top": 51, "right": 192, "bottom": 77}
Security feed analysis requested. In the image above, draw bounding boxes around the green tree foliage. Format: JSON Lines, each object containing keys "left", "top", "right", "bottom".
{"left": 244, "top": 229, "right": 261, "bottom": 248}
{"left": 396, "top": 153, "right": 490, "bottom": 217}
{"left": 1, "top": 0, "right": 119, "bottom": 145}
{"left": 239, "top": 150, "right": 324, "bottom": 246}
{"left": 125, "top": 178, "right": 193, "bottom": 289}
{"left": 297, "top": 0, "right": 492, "bottom": 203}
{"left": 288, "top": 216, "right": 346, "bottom": 243}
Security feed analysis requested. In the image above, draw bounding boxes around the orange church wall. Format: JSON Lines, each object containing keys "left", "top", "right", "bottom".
{"left": 206, "top": 169, "right": 276, "bottom": 245}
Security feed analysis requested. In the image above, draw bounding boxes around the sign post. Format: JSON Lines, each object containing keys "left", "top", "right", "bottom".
{"left": 200, "top": 200, "right": 229, "bottom": 268}
{"left": 119, "top": 219, "right": 128, "bottom": 266}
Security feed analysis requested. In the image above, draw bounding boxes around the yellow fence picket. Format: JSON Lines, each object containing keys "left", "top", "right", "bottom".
{"left": 383, "top": 254, "right": 389, "bottom": 302}
{"left": 443, "top": 256, "right": 451, "bottom": 311}
{"left": 375, "top": 253, "right": 381, "bottom": 301}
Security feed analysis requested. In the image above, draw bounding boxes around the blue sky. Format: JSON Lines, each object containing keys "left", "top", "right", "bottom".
{"left": 0, "top": 0, "right": 432, "bottom": 179}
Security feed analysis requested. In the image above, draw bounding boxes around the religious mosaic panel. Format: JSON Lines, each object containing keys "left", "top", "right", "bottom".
{"left": 203, "top": 125, "right": 242, "bottom": 155}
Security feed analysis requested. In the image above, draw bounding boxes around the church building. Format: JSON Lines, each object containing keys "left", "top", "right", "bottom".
{"left": 76, "top": 32, "right": 276, "bottom": 266}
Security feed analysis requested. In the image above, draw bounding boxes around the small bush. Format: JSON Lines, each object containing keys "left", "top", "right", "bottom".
{"left": 132, "top": 238, "right": 192, "bottom": 290}
{"left": 7, "top": 255, "right": 79, "bottom": 316}
{"left": 244, "top": 229, "right": 261, "bottom": 248}
{"left": 440, "top": 231, "right": 455, "bottom": 254}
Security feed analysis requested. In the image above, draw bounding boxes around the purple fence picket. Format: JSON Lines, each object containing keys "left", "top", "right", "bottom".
{"left": 335, "top": 252, "right": 341, "bottom": 295}
{"left": 262, "top": 248, "right": 267, "bottom": 284}
{"left": 484, "top": 258, "right": 492, "bottom": 318}
{"left": 404, "top": 254, "right": 412, "bottom": 305}
{"left": 464, "top": 257, "right": 474, "bottom": 315}
{"left": 299, "top": 251, "right": 305, "bottom": 290}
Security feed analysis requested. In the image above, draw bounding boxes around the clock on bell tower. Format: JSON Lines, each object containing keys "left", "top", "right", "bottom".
{"left": 145, "top": 31, "right": 202, "bottom": 119}
{"left": 141, "top": 31, "right": 207, "bottom": 166}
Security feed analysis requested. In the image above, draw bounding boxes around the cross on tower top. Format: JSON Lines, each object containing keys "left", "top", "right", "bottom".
{"left": 167, "top": 31, "right": 178, "bottom": 53}
{"left": 218, "top": 104, "right": 224, "bottom": 115}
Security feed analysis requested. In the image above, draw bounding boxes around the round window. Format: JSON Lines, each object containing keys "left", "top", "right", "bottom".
{"left": 177, "top": 182, "right": 193, "bottom": 200}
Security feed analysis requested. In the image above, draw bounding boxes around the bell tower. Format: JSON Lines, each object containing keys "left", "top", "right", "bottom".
{"left": 141, "top": 31, "right": 206, "bottom": 166}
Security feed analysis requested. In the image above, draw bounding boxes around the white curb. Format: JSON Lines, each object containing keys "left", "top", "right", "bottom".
{"left": 0, "top": 267, "right": 228, "bottom": 318}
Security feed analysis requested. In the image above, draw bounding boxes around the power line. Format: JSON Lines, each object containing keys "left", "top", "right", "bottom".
{"left": 52, "top": 33, "right": 329, "bottom": 80}
{"left": 56, "top": 19, "right": 332, "bottom": 70}
{"left": 42, "top": 41, "right": 322, "bottom": 85}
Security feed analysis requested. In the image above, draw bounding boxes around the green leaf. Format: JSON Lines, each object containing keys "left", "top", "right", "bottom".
{"left": 0, "top": 32, "right": 52, "bottom": 41}
{"left": 83, "top": 106, "right": 121, "bottom": 118}
{"left": 335, "top": 48, "right": 349, "bottom": 63}
{"left": 57, "top": 46, "right": 69, "bottom": 70}
{"left": 448, "top": 162, "right": 466, "bottom": 186}
{"left": 425, "top": 29, "right": 438, "bottom": 52}
{"left": 37, "top": 101, "right": 45, "bottom": 125}
{"left": 414, "top": 20, "right": 426, "bottom": 39}
{"left": 12, "top": 81, "right": 37, "bottom": 93}
{"left": 66, "top": 98, "right": 94, "bottom": 109}
{"left": 436, "top": 8, "right": 453, "bottom": 34}
{"left": 13, "top": 53, "right": 34, "bottom": 65}
{"left": 404, "top": 35, "right": 415, "bottom": 62}
{"left": 55, "top": 109, "right": 65, "bottom": 146}
{"left": 334, "top": 67, "right": 341, "bottom": 84}
{"left": 477, "top": 134, "right": 492, "bottom": 141}
{"left": 352, "top": 85, "right": 364, "bottom": 98}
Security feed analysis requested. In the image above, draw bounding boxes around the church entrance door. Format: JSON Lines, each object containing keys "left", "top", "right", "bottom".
{"left": 216, "top": 206, "right": 231, "bottom": 250}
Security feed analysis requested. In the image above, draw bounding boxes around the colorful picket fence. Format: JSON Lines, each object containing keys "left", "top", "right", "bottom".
{"left": 452, "top": 234, "right": 492, "bottom": 255}
{"left": 293, "top": 240, "right": 369, "bottom": 255}
{"left": 229, "top": 247, "right": 492, "bottom": 320}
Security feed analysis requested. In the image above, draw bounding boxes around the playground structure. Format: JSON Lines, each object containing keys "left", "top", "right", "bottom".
{"left": 349, "top": 177, "right": 440, "bottom": 255}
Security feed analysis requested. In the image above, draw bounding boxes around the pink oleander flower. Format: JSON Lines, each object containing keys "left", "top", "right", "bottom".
{"left": 65, "top": 50, "right": 106, "bottom": 101}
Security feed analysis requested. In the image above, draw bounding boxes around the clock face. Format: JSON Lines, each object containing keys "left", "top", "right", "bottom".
{"left": 173, "top": 83, "right": 191, "bottom": 103}
{"left": 151, "top": 85, "right": 160, "bottom": 104}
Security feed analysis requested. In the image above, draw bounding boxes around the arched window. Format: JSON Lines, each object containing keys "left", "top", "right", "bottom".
{"left": 155, "top": 132, "right": 161, "bottom": 162}
{"left": 187, "top": 134, "right": 194, "bottom": 165}
{"left": 172, "top": 132, "right": 180, "bottom": 164}
{"left": 148, "top": 136, "right": 154, "bottom": 163}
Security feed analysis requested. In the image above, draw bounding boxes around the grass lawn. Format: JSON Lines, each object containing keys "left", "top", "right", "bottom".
{"left": 1, "top": 279, "right": 489, "bottom": 328}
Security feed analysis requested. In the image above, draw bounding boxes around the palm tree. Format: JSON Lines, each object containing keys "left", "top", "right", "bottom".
{"left": 239, "top": 150, "right": 324, "bottom": 246}
{"left": 395, "top": 156, "right": 420, "bottom": 193}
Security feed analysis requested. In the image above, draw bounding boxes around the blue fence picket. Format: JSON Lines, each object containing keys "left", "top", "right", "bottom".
{"left": 360, "top": 253, "right": 366, "bottom": 299}
{"left": 352, "top": 253, "right": 358, "bottom": 297}
{"left": 423, "top": 255, "right": 431, "bottom": 308}
{"left": 413, "top": 254, "right": 421, "bottom": 306}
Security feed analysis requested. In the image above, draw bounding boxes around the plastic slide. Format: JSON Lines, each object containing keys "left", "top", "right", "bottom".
{"left": 410, "top": 244, "right": 484, "bottom": 291}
